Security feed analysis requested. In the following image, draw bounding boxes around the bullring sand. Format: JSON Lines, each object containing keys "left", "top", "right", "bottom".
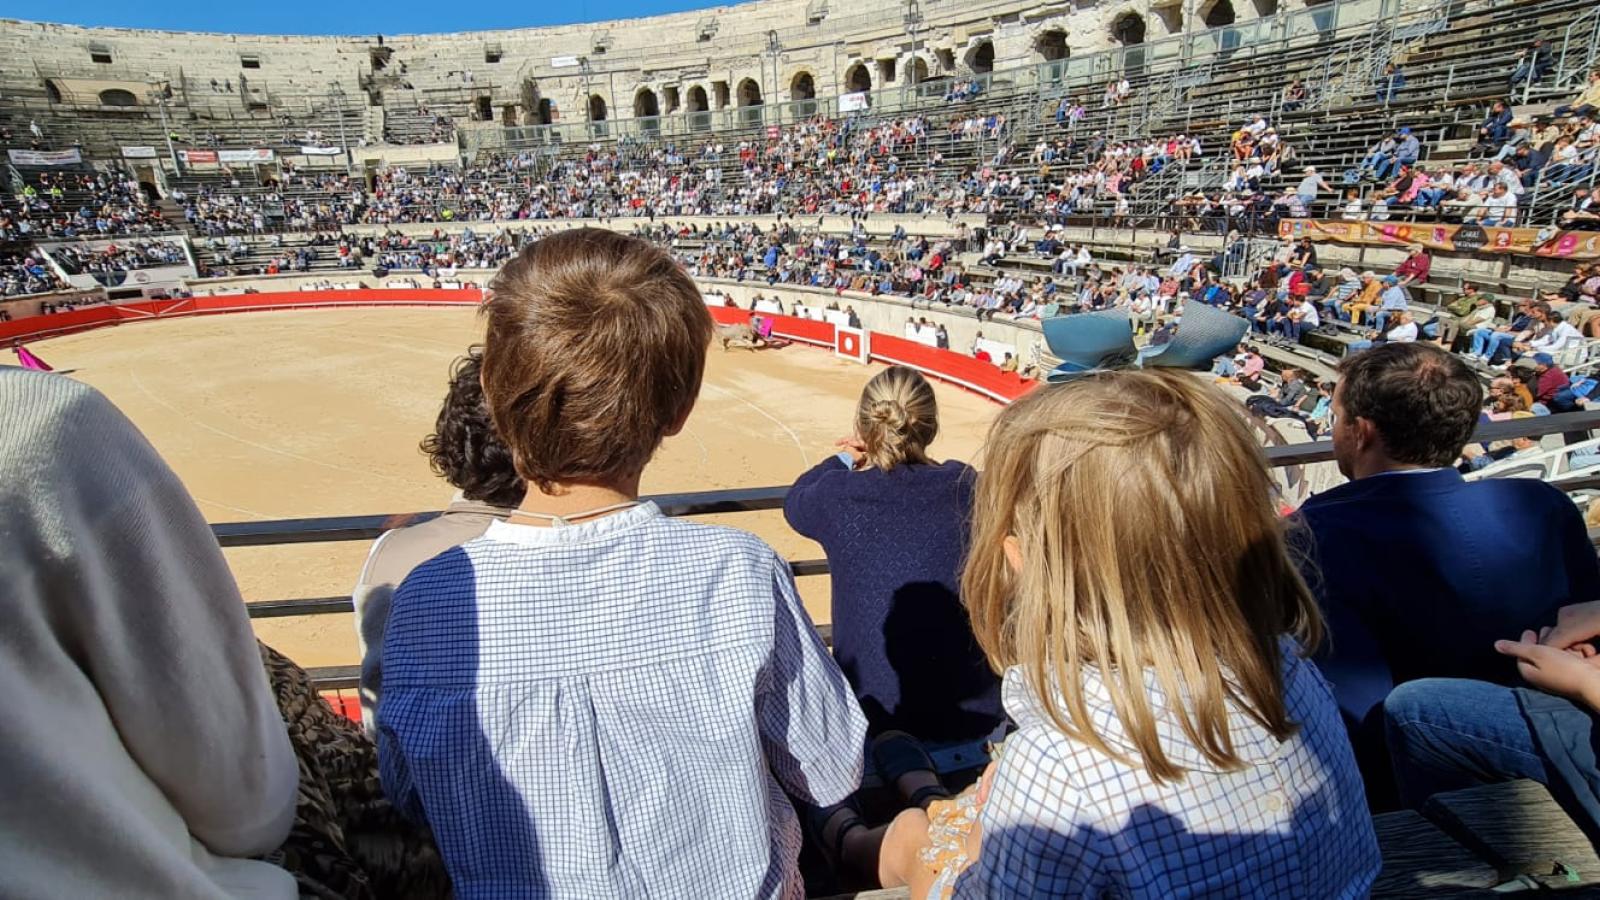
{"left": 32, "top": 307, "right": 999, "bottom": 668}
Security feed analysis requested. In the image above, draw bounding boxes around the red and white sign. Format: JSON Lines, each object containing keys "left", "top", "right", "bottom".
{"left": 179, "top": 149, "right": 218, "bottom": 163}
{"left": 834, "top": 327, "right": 868, "bottom": 364}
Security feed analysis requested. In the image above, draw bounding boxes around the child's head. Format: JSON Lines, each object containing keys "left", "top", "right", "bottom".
{"left": 481, "top": 228, "right": 712, "bottom": 493}
{"left": 855, "top": 365, "right": 938, "bottom": 471}
{"left": 963, "top": 369, "right": 1323, "bottom": 781}
{"left": 421, "top": 345, "right": 526, "bottom": 508}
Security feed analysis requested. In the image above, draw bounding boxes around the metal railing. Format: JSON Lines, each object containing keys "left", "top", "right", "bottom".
{"left": 223, "top": 409, "right": 1600, "bottom": 690}
{"left": 460, "top": 0, "right": 1407, "bottom": 156}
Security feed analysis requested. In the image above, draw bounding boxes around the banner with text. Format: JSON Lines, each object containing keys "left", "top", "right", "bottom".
{"left": 299, "top": 145, "right": 343, "bottom": 156}
{"left": 120, "top": 145, "right": 159, "bottom": 159}
{"left": 179, "top": 149, "right": 218, "bottom": 164}
{"left": 839, "top": 91, "right": 870, "bottom": 113}
{"left": 7, "top": 148, "right": 82, "bottom": 166}
{"left": 218, "top": 148, "right": 275, "bottom": 163}
{"left": 1278, "top": 219, "right": 1600, "bottom": 261}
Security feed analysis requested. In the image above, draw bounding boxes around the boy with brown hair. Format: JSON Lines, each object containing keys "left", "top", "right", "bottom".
{"left": 377, "top": 228, "right": 866, "bottom": 898}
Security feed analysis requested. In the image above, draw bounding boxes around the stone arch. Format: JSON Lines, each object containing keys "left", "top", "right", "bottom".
{"left": 588, "top": 94, "right": 607, "bottom": 121}
{"left": 633, "top": 87, "right": 660, "bottom": 118}
{"left": 1112, "top": 11, "right": 1147, "bottom": 45}
{"left": 99, "top": 88, "right": 139, "bottom": 107}
{"left": 845, "top": 62, "right": 872, "bottom": 92}
{"left": 687, "top": 85, "right": 709, "bottom": 112}
{"left": 535, "top": 98, "right": 553, "bottom": 125}
{"left": 736, "top": 78, "right": 762, "bottom": 106}
{"left": 907, "top": 56, "right": 930, "bottom": 84}
{"left": 965, "top": 40, "right": 995, "bottom": 74}
{"left": 1035, "top": 29, "right": 1069, "bottom": 62}
{"left": 1203, "top": 0, "right": 1237, "bottom": 27}
{"left": 790, "top": 70, "right": 815, "bottom": 101}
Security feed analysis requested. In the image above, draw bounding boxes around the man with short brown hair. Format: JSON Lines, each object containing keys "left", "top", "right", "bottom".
{"left": 1291, "top": 343, "right": 1598, "bottom": 799}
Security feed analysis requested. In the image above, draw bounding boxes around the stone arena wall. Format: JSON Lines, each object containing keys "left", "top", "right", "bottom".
{"left": 1, "top": 0, "right": 1313, "bottom": 135}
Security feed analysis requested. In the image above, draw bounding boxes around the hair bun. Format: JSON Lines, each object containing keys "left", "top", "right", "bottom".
{"left": 870, "top": 399, "right": 909, "bottom": 431}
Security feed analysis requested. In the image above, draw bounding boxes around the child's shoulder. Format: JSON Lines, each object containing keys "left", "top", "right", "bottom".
{"left": 653, "top": 515, "right": 786, "bottom": 566}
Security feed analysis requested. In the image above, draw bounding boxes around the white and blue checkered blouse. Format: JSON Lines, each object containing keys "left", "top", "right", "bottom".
{"left": 377, "top": 502, "right": 867, "bottom": 899}
{"left": 954, "top": 642, "right": 1381, "bottom": 899}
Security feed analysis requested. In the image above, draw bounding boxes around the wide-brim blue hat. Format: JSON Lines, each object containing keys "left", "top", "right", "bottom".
{"left": 1040, "top": 302, "right": 1248, "bottom": 383}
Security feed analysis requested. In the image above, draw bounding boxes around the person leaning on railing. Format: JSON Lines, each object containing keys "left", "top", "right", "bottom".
{"left": 376, "top": 229, "right": 865, "bottom": 898}
{"left": 350, "top": 345, "right": 526, "bottom": 735}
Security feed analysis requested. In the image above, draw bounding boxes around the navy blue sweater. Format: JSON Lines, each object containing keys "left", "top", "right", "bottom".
{"left": 1292, "top": 468, "right": 1600, "bottom": 729}
{"left": 784, "top": 456, "right": 1004, "bottom": 743}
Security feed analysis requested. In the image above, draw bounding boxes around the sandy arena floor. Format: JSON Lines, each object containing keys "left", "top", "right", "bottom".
{"left": 32, "top": 307, "right": 1000, "bottom": 669}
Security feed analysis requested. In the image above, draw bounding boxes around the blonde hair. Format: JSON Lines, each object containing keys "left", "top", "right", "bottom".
{"left": 962, "top": 370, "right": 1323, "bottom": 782}
{"left": 855, "top": 366, "right": 938, "bottom": 471}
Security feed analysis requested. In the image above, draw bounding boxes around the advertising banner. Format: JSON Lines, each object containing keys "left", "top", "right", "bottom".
{"left": 300, "top": 145, "right": 343, "bottom": 156}
{"left": 7, "top": 148, "right": 82, "bottom": 166}
{"left": 838, "top": 91, "right": 870, "bottom": 113}
{"left": 1278, "top": 219, "right": 1600, "bottom": 261}
{"left": 218, "top": 148, "right": 275, "bottom": 163}
{"left": 120, "top": 146, "right": 159, "bottom": 159}
{"left": 179, "top": 149, "right": 218, "bottom": 164}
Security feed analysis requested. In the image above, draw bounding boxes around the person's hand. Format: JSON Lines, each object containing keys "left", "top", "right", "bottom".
{"left": 1497, "top": 630, "right": 1600, "bottom": 709}
{"left": 1541, "top": 602, "right": 1600, "bottom": 651}
{"left": 834, "top": 436, "right": 867, "bottom": 468}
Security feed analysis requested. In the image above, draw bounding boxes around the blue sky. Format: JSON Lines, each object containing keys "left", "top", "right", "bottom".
{"left": 11, "top": 0, "right": 747, "bottom": 34}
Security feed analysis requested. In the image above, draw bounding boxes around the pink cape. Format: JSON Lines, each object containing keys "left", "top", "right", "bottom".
{"left": 13, "top": 346, "right": 53, "bottom": 372}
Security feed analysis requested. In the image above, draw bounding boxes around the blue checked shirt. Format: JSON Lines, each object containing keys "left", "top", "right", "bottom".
{"left": 377, "top": 502, "right": 867, "bottom": 899}
{"left": 954, "top": 642, "right": 1380, "bottom": 899}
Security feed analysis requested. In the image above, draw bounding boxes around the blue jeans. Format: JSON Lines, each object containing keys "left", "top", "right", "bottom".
{"left": 1384, "top": 678, "right": 1549, "bottom": 810}
{"left": 1470, "top": 329, "right": 1516, "bottom": 361}
{"left": 1374, "top": 308, "right": 1405, "bottom": 332}
{"left": 1349, "top": 339, "right": 1375, "bottom": 353}
{"left": 1363, "top": 151, "right": 1392, "bottom": 173}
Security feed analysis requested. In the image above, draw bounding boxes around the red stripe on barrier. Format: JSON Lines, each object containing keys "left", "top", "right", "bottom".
{"left": 0, "top": 289, "right": 483, "bottom": 348}
{"left": 3, "top": 289, "right": 1034, "bottom": 405}
{"left": 869, "top": 334, "right": 1037, "bottom": 403}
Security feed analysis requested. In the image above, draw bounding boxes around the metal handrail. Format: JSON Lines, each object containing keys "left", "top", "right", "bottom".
{"left": 219, "top": 411, "right": 1600, "bottom": 550}
{"left": 235, "top": 408, "right": 1600, "bottom": 691}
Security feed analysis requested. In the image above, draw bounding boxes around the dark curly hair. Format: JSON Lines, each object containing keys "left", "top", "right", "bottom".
{"left": 421, "top": 346, "right": 527, "bottom": 508}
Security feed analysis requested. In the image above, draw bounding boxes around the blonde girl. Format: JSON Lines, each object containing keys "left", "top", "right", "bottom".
{"left": 877, "top": 369, "right": 1379, "bottom": 897}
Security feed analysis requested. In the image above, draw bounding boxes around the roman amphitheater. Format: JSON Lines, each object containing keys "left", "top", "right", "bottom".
{"left": 4, "top": 0, "right": 1600, "bottom": 894}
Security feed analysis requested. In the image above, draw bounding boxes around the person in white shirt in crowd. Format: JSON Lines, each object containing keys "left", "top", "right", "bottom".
{"left": 1350, "top": 311, "right": 1419, "bottom": 352}
{"left": 1474, "top": 182, "right": 1519, "bottom": 226}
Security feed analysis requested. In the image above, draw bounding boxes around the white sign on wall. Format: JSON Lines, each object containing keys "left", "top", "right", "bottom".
{"left": 551, "top": 56, "right": 581, "bottom": 68}
{"left": 838, "top": 91, "right": 870, "bottom": 113}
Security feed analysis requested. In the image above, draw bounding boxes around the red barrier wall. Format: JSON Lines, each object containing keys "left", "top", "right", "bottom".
{"left": 708, "top": 303, "right": 1035, "bottom": 402}
{"left": 0, "top": 289, "right": 482, "bottom": 348}
{"left": 5, "top": 290, "right": 1032, "bottom": 405}
{"left": 870, "top": 334, "right": 1035, "bottom": 403}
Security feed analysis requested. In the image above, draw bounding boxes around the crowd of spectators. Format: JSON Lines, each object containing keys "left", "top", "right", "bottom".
{"left": 0, "top": 250, "right": 67, "bottom": 297}
{"left": 25, "top": 228, "right": 1600, "bottom": 900}
{"left": 49, "top": 240, "right": 188, "bottom": 277}
{"left": 2, "top": 171, "right": 167, "bottom": 240}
